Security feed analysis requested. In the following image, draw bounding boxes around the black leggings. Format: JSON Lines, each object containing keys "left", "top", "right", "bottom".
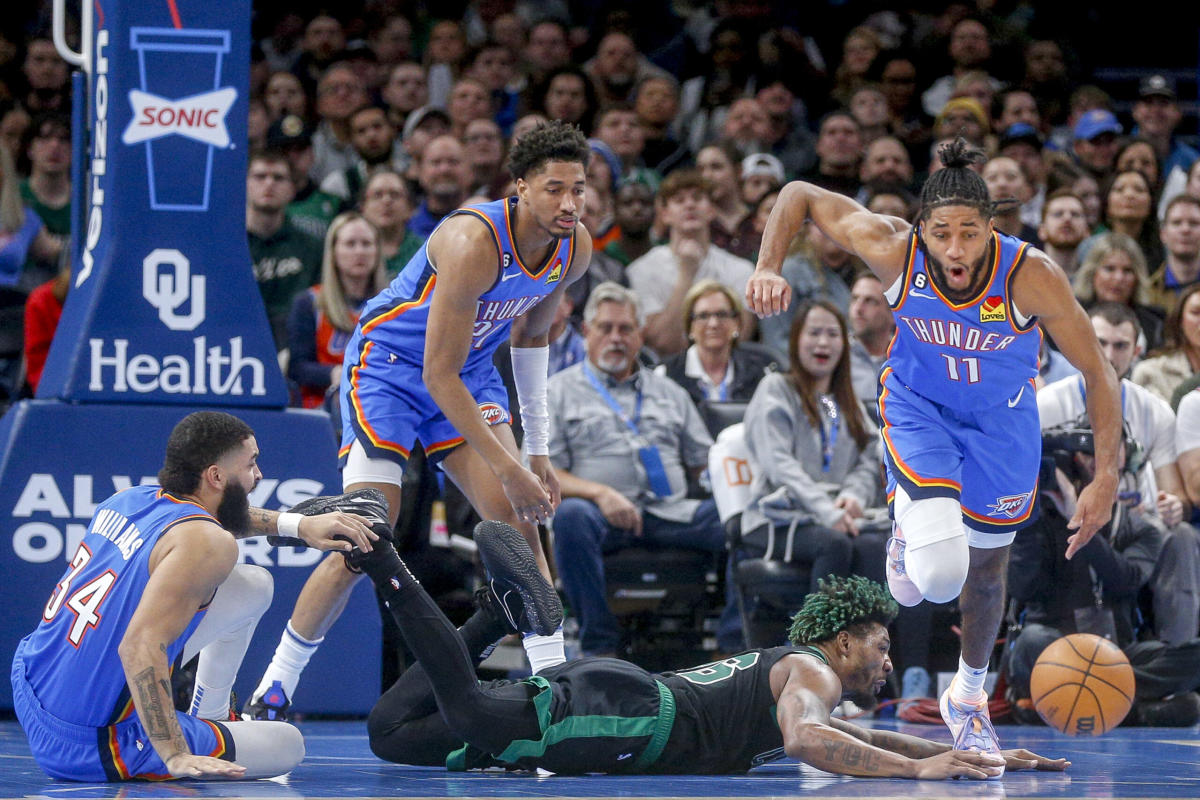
{"left": 366, "top": 582, "right": 542, "bottom": 764}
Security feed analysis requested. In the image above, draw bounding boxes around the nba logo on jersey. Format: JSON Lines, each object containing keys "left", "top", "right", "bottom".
{"left": 545, "top": 259, "right": 562, "bottom": 284}
{"left": 987, "top": 490, "right": 1033, "bottom": 518}
{"left": 979, "top": 295, "right": 1006, "bottom": 324}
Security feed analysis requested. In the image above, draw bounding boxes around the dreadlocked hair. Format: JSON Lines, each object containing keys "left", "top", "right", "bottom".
{"left": 787, "top": 575, "right": 898, "bottom": 645}
{"left": 919, "top": 136, "right": 991, "bottom": 220}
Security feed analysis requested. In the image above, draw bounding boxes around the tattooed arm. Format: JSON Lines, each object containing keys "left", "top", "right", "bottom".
{"left": 118, "top": 521, "right": 246, "bottom": 778}
{"left": 245, "top": 506, "right": 377, "bottom": 551}
{"left": 770, "top": 654, "right": 1004, "bottom": 780}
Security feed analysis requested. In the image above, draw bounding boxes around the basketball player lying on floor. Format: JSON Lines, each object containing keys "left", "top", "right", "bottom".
{"left": 346, "top": 509, "right": 1067, "bottom": 778}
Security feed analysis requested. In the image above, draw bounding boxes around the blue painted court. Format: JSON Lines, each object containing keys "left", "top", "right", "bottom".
{"left": 2, "top": 718, "right": 1197, "bottom": 798}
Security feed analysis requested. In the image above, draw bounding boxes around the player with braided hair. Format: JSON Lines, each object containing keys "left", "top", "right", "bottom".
{"left": 747, "top": 136, "right": 1122, "bottom": 770}
{"left": 349, "top": 529, "right": 1066, "bottom": 779}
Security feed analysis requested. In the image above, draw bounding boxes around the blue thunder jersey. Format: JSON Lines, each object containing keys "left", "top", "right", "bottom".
{"left": 886, "top": 229, "right": 1040, "bottom": 410}
{"left": 17, "top": 486, "right": 216, "bottom": 726}
{"left": 355, "top": 196, "right": 575, "bottom": 371}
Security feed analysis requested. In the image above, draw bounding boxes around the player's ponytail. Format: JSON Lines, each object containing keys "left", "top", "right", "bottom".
{"left": 918, "top": 136, "right": 993, "bottom": 221}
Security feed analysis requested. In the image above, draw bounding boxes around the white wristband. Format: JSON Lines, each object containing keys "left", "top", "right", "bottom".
{"left": 277, "top": 512, "right": 304, "bottom": 538}
{"left": 511, "top": 345, "right": 550, "bottom": 456}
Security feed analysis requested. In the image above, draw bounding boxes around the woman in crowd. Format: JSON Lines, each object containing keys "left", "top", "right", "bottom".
{"left": 737, "top": 300, "right": 881, "bottom": 592}
{"left": 657, "top": 280, "right": 778, "bottom": 435}
{"left": 1132, "top": 282, "right": 1200, "bottom": 404}
{"left": 696, "top": 142, "right": 757, "bottom": 259}
{"left": 1072, "top": 232, "right": 1164, "bottom": 351}
{"left": 1090, "top": 169, "right": 1162, "bottom": 267}
{"left": 286, "top": 211, "right": 388, "bottom": 408}
{"left": 1115, "top": 137, "right": 1161, "bottom": 196}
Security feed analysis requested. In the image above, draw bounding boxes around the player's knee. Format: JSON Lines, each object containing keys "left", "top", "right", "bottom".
{"left": 906, "top": 536, "right": 970, "bottom": 603}
{"left": 224, "top": 563, "right": 273, "bottom": 618}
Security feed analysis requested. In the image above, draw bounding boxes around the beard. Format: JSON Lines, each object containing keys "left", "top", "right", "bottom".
{"left": 594, "top": 349, "right": 632, "bottom": 376}
{"left": 216, "top": 481, "right": 252, "bottom": 536}
{"left": 923, "top": 236, "right": 994, "bottom": 304}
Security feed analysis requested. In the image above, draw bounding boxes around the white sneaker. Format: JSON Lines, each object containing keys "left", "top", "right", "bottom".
{"left": 885, "top": 525, "right": 924, "bottom": 607}
{"left": 940, "top": 682, "right": 1004, "bottom": 779}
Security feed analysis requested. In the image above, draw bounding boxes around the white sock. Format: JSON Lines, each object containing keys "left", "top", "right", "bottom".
{"left": 189, "top": 619, "right": 256, "bottom": 719}
{"left": 953, "top": 655, "right": 989, "bottom": 703}
{"left": 252, "top": 621, "right": 323, "bottom": 704}
{"left": 522, "top": 628, "right": 565, "bottom": 674}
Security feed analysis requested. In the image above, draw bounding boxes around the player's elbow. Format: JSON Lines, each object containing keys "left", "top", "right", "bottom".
{"left": 784, "top": 721, "right": 829, "bottom": 761}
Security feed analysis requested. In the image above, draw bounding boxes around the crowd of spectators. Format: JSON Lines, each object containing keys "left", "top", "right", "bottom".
{"left": 1, "top": 1, "right": 1198, "bottom": 721}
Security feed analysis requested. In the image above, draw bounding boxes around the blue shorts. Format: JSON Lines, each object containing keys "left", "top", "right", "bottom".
{"left": 339, "top": 337, "right": 511, "bottom": 468}
{"left": 11, "top": 649, "right": 232, "bottom": 781}
{"left": 878, "top": 367, "right": 1040, "bottom": 534}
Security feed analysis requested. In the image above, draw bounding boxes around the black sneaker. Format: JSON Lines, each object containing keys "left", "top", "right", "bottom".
{"left": 289, "top": 488, "right": 393, "bottom": 539}
{"left": 242, "top": 681, "right": 291, "bottom": 722}
{"left": 474, "top": 520, "right": 562, "bottom": 636}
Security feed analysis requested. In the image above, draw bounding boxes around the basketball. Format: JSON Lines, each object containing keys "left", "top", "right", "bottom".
{"left": 1030, "top": 633, "right": 1135, "bottom": 736}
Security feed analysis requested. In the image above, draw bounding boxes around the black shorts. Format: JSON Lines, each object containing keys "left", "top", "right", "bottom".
{"left": 447, "top": 657, "right": 676, "bottom": 775}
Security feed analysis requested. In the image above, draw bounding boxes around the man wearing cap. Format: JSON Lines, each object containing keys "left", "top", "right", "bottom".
{"left": 1072, "top": 109, "right": 1123, "bottom": 182}
{"left": 1133, "top": 74, "right": 1199, "bottom": 181}
{"left": 932, "top": 97, "right": 989, "bottom": 146}
{"left": 742, "top": 153, "right": 785, "bottom": 208}
{"left": 998, "top": 123, "right": 1047, "bottom": 229}
{"left": 268, "top": 114, "right": 344, "bottom": 241}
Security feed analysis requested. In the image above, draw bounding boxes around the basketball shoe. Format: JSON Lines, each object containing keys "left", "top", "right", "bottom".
{"left": 243, "top": 681, "right": 291, "bottom": 722}
{"left": 474, "top": 520, "right": 562, "bottom": 637}
{"left": 940, "top": 679, "right": 1004, "bottom": 778}
{"left": 885, "top": 525, "right": 924, "bottom": 607}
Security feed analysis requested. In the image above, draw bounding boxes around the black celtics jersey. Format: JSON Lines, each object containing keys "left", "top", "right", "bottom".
{"left": 652, "top": 646, "right": 808, "bottom": 774}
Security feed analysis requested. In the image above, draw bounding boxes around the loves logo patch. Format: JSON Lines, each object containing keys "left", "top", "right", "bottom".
{"left": 979, "top": 295, "right": 1006, "bottom": 323}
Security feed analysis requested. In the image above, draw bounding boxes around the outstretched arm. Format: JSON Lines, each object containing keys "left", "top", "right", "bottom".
{"left": 771, "top": 657, "right": 1003, "bottom": 779}
{"left": 747, "top": 182, "right": 911, "bottom": 317}
{"left": 829, "top": 718, "right": 1069, "bottom": 773}
{"left": 1015, "top": 251, "right": 1121, "bottom": 558}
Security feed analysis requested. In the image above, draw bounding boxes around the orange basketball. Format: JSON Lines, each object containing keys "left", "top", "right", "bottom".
{"left": 1030, "top": 633, "right": 1135, "bottom": 736}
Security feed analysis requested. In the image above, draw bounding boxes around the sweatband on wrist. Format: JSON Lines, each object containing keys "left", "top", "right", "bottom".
{"left": 277, "top": 512, "right": 303, "bottom": 538}
{"left": 511, "top": 345, "right": 550, "bottom": 456}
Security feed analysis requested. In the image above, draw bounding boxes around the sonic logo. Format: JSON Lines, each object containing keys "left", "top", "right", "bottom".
{"left": 478, "top": 402, "right": 509, "bottom": 425}
{"left": 122, "top": 87, "right": 237, "bottom": 148}
{"left": 980, "top": 295, "right": 1006, "bottom": 323}
{"left": 987, "top": 490, "right": 1032, "bottom": 518}
{"left": 545, "top": 259, "right": 562, "bottom": 284}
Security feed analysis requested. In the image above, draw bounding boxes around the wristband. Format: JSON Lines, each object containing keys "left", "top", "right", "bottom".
{"left": 277, "top": 512, "right": 304, "bottom": 538}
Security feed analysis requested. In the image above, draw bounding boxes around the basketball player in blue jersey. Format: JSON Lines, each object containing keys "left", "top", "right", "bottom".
{"left": 746, "top": 138, "right": 1122, "bottom": 772}
{"left": 247, "top": 121, "right": 593, "bottom": 719}
{"left": 10, "top": 412, "right": 376, "bottom": 781}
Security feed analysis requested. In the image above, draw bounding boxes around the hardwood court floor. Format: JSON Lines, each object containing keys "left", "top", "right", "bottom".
{"left": 2, "top": 718, "right": 1197, "bottom": 799}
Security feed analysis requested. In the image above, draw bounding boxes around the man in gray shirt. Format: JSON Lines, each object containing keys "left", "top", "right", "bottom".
{"left": 548, "top": 283, "right": 738, "bottom": 655}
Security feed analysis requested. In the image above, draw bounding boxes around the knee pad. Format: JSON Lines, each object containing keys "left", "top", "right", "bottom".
{"left": 893, "top": 486, "right": 968, "bottom": 603}
{"left": 906, "top": 537, "right": 970, "bottom": 604}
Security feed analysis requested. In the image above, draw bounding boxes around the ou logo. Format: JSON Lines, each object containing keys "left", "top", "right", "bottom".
{"left": 143, "top": 248, "right": 206, "bottom": 331}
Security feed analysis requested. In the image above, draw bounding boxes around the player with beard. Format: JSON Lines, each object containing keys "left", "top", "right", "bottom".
{"left": 10, "top": 412, "right": 376, "bottom": 781}
{"left": 246, "top": 121, "right": 593, "bottom": 720}
{"left": 352, "top": 529, "right": 1066, "bottom": 779}
{"left": 746, "top": 137, "right": 1121, "bottom": 771}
